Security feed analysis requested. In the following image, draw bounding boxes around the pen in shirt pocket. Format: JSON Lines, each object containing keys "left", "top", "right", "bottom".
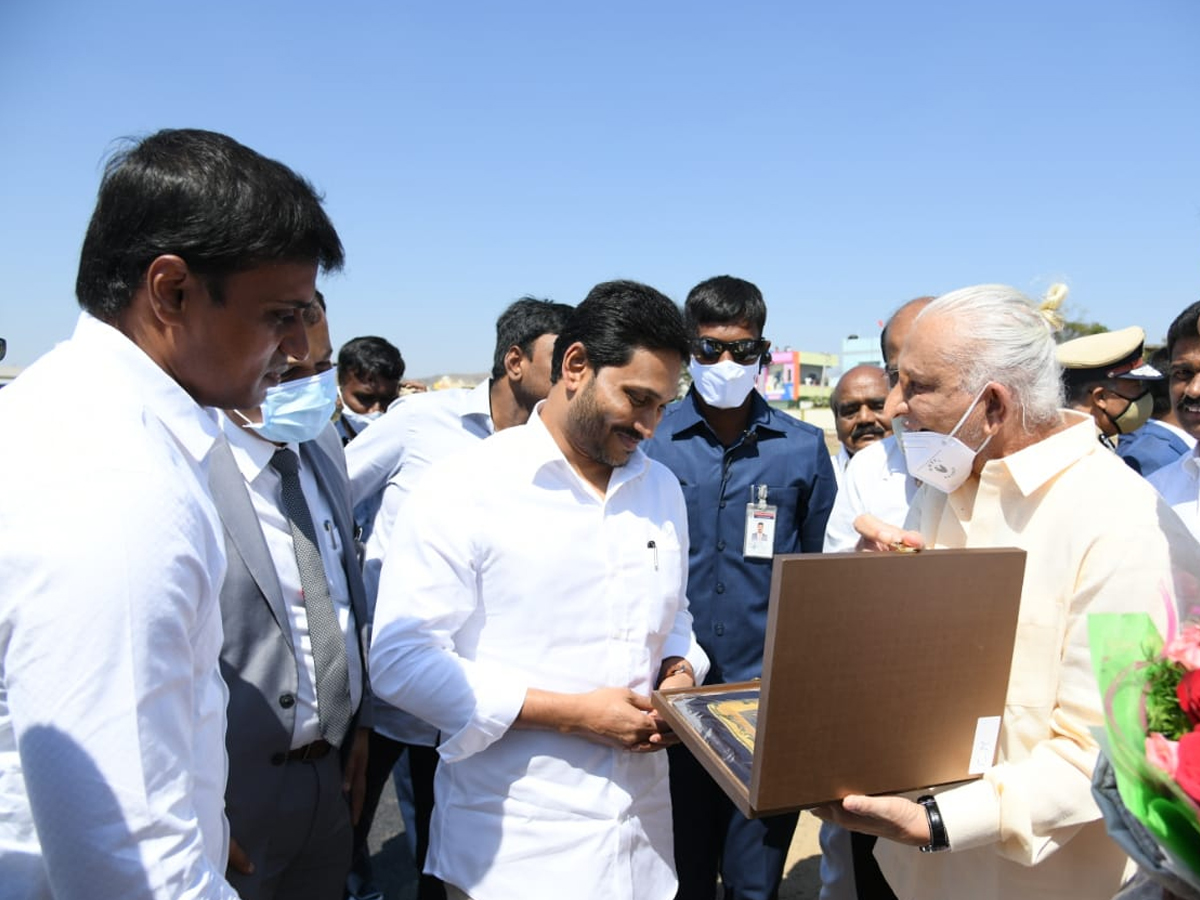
{"left": 647, "top": 540, "right": 659, "bottom": 571}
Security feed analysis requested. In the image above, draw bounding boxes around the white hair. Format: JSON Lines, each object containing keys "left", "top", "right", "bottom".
{"left": 915, "top": 283, "right": 1064, "bottom": 431}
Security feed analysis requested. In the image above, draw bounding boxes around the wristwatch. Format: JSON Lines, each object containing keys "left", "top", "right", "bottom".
{"left": 917, "top": 795, "right": 950, "bottom": 852}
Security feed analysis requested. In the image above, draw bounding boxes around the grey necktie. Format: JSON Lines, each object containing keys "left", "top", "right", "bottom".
{"left": 270, "top": 448, "right": 353, "bottom": 747}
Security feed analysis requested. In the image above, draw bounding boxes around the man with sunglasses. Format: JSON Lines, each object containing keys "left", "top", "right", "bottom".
{"left": 644, "top": 275, "right": 837, "bottom": 900}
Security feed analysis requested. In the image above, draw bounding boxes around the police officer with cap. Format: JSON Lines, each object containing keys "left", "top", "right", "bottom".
{"left": 1058, "top": 325, "right": 1163, "bottom": 450}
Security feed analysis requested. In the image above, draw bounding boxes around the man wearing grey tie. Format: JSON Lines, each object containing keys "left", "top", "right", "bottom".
{"left": 210, "top": 296, "right": 372, "bottom": 900}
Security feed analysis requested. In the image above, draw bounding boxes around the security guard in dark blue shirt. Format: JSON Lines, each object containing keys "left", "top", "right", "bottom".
{"left": 644, "top": 275, "right": 836, "bottom": 900}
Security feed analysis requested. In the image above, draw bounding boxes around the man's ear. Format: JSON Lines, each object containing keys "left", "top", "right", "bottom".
{"left": 1088, "top": 384, "right": 1111, "bottom": 411}
{"left": 560, "top": 341, "right": 591, "bottom": 391}
{"left": 984, "top": 382, "right": 1011, "bottom": 431}
{"left": 144, "top": 255, "right": 193, "bottom": 328}
{"left": 503, "top": 344, "right": 525, "bottom": 382}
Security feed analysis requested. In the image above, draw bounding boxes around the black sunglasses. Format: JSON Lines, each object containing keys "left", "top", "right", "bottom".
{"left": 691, "top": 337, "right": 770, "bottom": 365}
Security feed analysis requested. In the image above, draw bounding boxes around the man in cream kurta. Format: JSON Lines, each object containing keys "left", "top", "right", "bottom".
{"left": 815, "top": 284, "right": 1200, "bottom": 900}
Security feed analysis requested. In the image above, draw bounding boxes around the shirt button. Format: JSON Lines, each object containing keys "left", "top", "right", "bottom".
{"left": 719, "top": 500, "right": 727, "bottom": 509}
{"left": 715, "top": 583, "right": 725, "bottom": 594}
{"left": 279, "top": 693, "right": 295, "bottom": 709}
{"left": 716, "top": 539, "right": 726, "bottom": 551}
{"left": 270, "top": 752, "right": 286, "bottom": 766}
{"left": 715, "top": 623, "right": 725, "bottom": 636}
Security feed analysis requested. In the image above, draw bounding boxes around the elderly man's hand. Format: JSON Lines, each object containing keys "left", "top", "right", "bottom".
{"left": 810, "top": 794, "right": 931, "bottom": 847}
{"left": 853, "top": 514, "right": 925, "bottom": 553}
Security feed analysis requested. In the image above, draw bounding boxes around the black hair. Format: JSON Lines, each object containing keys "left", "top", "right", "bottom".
{"left": 683, "top": 275, "right": 766, "bottom": 335}
{"left": 338, "top": 336, "right": 405, "bottom": 383}
{"left": 550, "top": 280, "right": 688, "bottom": 384}
{"left": 301, "top": 288, "right": 327, "bottom": 326}
{"left": 491, "top": 296, "right": 574, "bottom": 379}
{"left": 1167, "top": 301, "right": 1200, "bottom": 362}
{"left": 1061, "top": 370, "right": 1112, "bottom": 406}
{"left": 76, "top": 128, "right": 344, "bottom": 320}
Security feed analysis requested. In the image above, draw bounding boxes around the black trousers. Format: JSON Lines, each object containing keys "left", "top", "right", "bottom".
{"left": 351, "top": 731, "right": 445, "bottom": 900}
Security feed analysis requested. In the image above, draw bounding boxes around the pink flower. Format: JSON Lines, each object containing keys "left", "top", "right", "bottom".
{"left": 1163, "top": 625, "right": 1200, "bottom": 670}
{"left": 1147, "top": 732, "right": 1180, "bottom": 776}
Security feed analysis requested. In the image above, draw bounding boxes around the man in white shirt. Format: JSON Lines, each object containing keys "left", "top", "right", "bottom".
{"left": 344, "top": 296, "right": 572, "bottom": 900}
{"left": 821, "top": 297, "right": 930, "bottom": 900}
{"left": 0, "top": 129, "right": 344, "bottom": 899}
{"left": 212, "top": 298, "right": 372, "bottom": 899}
{"left": 1149, "top": 301, "right": 1200, "bottom": 541}
{"left": 813, "top": 284, "right": 1200, "bottom": 900}
{"left": 830, "top": 364, "right": 891, "bottom": 487}
{"left": 369, "top": 281, "right": 709, "bottom": 900}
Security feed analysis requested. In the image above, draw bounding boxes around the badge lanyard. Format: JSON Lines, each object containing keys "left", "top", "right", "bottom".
{"left": 743, "top": 483, "right": 776, "bottom": 559}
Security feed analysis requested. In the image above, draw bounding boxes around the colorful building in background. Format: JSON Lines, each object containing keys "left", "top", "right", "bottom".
{"left": 756, "top": 350, "right": 837, "bottom": 404}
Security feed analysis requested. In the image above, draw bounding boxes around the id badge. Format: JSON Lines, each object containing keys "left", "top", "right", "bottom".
{"left": 744, "top": 484, "right": 777, "bottom": 559}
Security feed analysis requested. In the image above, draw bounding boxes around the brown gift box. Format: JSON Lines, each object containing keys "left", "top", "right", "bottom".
{"left": 653, "top": 548, "right": 1026, "bottom": 818}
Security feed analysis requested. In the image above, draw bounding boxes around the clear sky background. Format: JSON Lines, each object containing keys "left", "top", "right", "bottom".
{"left": 2, "top": 0, "right": 1198, "bottom": 378}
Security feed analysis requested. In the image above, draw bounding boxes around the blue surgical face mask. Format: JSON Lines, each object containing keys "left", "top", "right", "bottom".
{"left": 242, "top": 369, "right": 339, "bottom": 444}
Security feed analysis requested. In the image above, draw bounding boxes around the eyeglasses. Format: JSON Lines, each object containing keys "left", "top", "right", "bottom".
{"left": 691, "top": 337, "right": 770, "bottom": 365}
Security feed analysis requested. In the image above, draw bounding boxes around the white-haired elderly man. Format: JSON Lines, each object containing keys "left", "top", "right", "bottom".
{"left": 812, "top": 284, "right": 1200, "bottom": 900}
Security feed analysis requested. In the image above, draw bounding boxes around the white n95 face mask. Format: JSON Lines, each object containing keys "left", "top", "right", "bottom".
{"left": 689, "top": 358, "right": 760, "bottom": 409}
{"left": 895, "top": 384, "right": 993, "bottom": 493}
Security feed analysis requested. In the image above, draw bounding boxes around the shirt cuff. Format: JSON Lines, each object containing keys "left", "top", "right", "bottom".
{"left": 933, "top": 777, "right": 1002, "bottom": 852}
{"left": 437, "top": 666, "right": 527, "bottom": 763}
{"left": 665, "top": 634, "right": 710, "bottom": 685}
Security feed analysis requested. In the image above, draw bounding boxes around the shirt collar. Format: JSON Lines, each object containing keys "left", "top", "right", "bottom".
{"left": 668, "top": 387, "right": 782, "bottom": 440}
{"left": 982, "top": 410, "right": 1098, "bottom": 496}
{"left": 74, "top": 312, "right": 222, "bottom": 466}
{"left": 464, "top": 378, "right": 496, "bottom": 433}
{"left": 525, "top": 400, "right": 650, "bottom": 498}
{"left": 219, "top": 410, "right": 297, "bottom": 483}
{"left": 1184, "top": 442, "right": 1200, "bottom": 478}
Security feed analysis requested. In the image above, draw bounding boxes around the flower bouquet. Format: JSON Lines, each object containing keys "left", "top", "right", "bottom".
{"left": 1090, "top": 611, "right": 1200, "bottom": 898}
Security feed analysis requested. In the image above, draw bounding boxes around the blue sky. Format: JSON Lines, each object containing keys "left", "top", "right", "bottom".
{"left": 2, "top": 0, "right": 1198, "bottom": 378}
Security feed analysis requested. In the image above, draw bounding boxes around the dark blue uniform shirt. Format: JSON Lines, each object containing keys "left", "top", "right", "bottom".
{"left": 1117, "top": 419, "right": 1192, "bottom": 476}
{"left": 644, "top": 388, "right": 837, "bottom": 684}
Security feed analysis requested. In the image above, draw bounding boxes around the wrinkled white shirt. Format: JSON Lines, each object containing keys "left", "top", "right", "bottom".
{"left": 1148, "top": 446, "right": 1200, "bottom": 543}
{"left": 346, "top": 380, "right": 493, "bottom": 744}
{"left": 370, "top": 404, "right": 708, "bottom": 900}
{"left": 0, "top": 314, "right": 237, "bottom": 899}
{"left": 823, "top": 435, "right": 919, "bottom": 552}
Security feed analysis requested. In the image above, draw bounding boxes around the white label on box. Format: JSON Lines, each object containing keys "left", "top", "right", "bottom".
{"left": 969, "top": 716, "right": 1002, "bottom": 774}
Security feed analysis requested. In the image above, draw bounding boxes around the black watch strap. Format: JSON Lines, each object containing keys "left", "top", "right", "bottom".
{"left": 917, "top": 794, "right": 950, "bottom": 852}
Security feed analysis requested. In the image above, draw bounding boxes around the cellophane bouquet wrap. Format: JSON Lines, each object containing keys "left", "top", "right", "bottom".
{"left": 1090, "top": 610, "right": 1200, "bottom": 897}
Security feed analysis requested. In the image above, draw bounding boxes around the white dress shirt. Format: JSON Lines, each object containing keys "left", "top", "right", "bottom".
{"left": 346, "top": 380, "right": 494, "bottom": 744}
{"left": 874, "top": 412, "right": 1200, "bottom": 900}
{"left": 219, "top": 415, "right": 363, "bottom": 747}
{"left": 0, "top": 314, "right": 238, "bottom": 899}
{"left": 823, "top": 435, "right": 919, "bottom": 552}
{"left": 1148, "top": 446, "right": 1200, "bottom": 543}
{"left": 370, "top": 404, "right": 708, "bottom": 900}
{"left": 831, "top": 444, "right": 851, "bottom": 489}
